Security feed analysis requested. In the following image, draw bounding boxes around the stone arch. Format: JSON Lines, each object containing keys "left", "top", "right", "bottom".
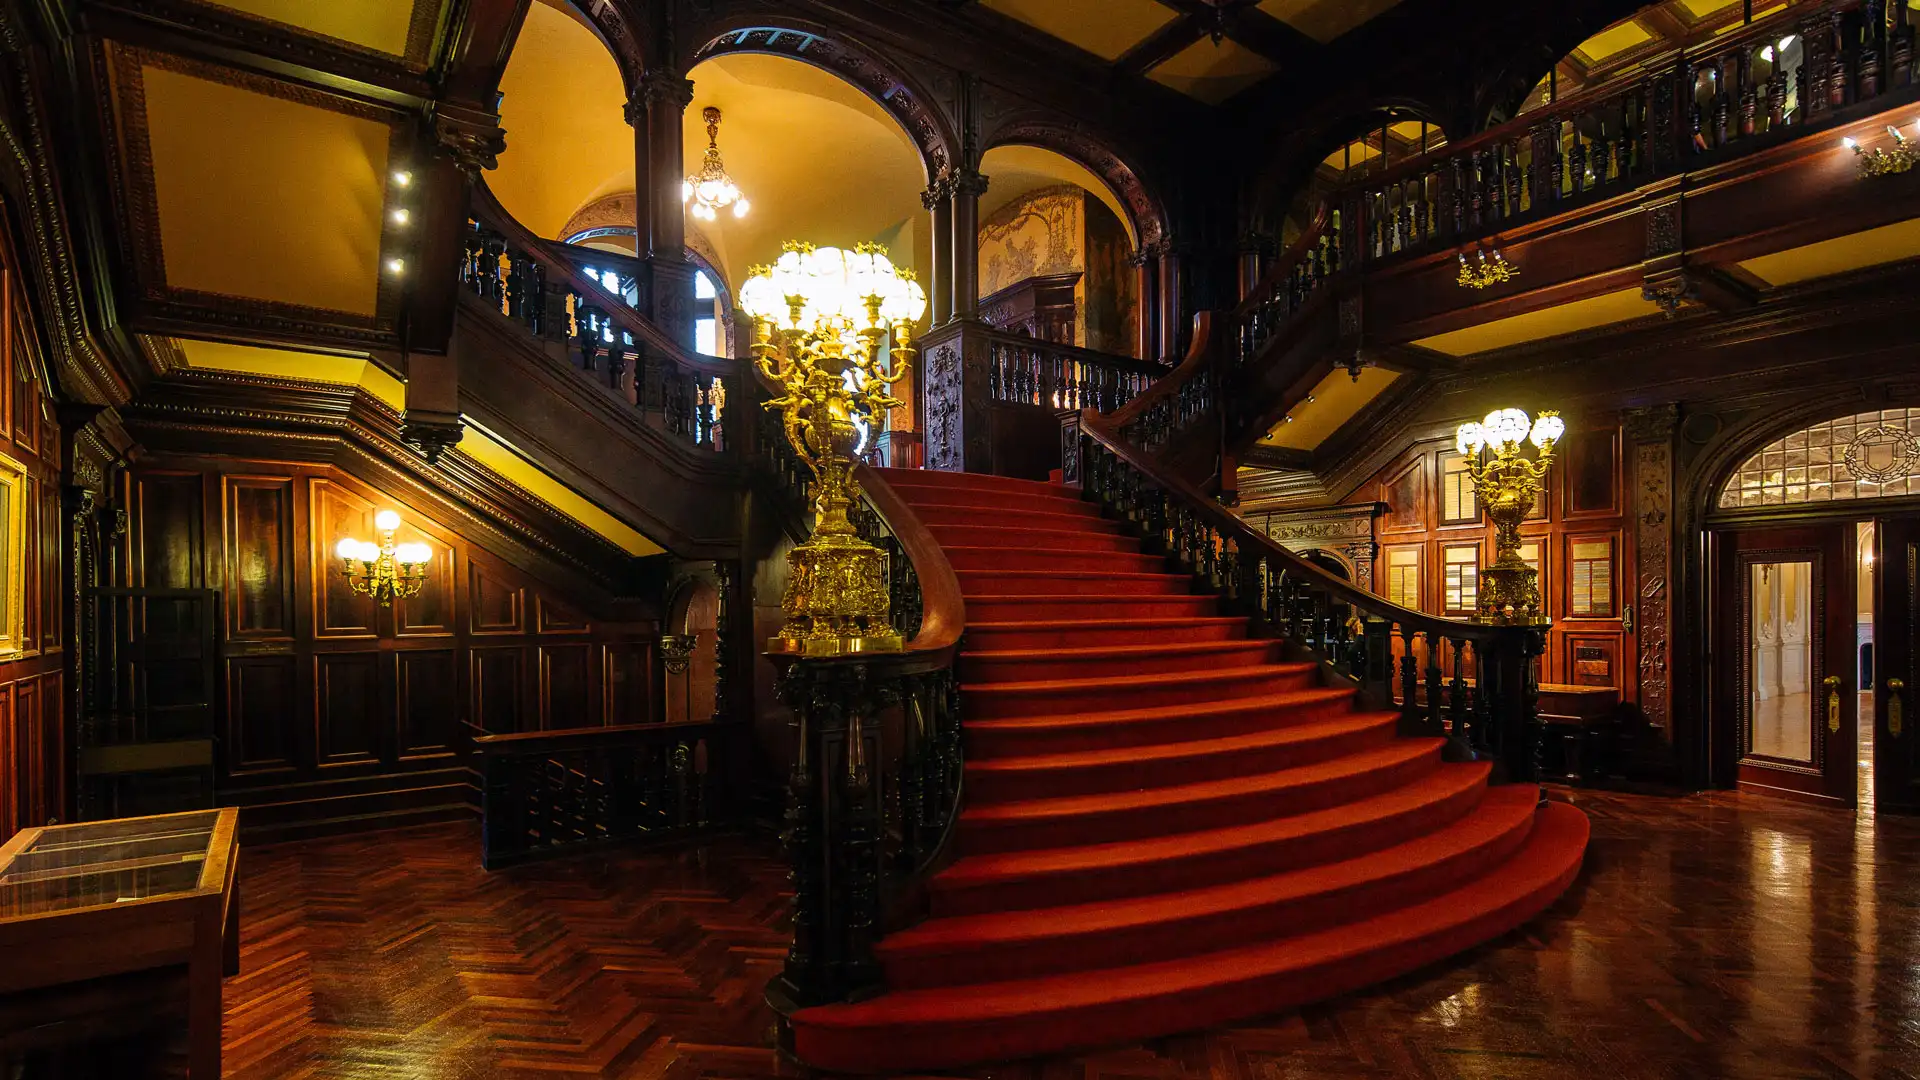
{"left": 982, "top": 117, "right": 1167, "bottom": 251}
{"left": 685, "top": 23, "right": 959, "bottom": 187}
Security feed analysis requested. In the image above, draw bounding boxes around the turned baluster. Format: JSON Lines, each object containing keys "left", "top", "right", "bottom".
{"left": 1424, "top": 633, "right": 1445, "bottom": 734}
{"left": 1449, "top": 638, "right": 1472, "bottom": 747}
{"left": 575, "top": 301, "right": 603, "bottom": 372}
{"left": 1828, "top": 11, "right": 1851, "bottom": 110}
{"left": 1568, "top": 121, "right": 1588, "bottom": 195}
{"left": 1397, "top": 625, "right": 1419, "bottom": 719}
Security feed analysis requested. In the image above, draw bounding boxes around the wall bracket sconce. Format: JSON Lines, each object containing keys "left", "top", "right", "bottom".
{"left": 1456, "top": 247, "right": 1518, "bottom": 290}
{"left": 337, "top": 510, "right": 430, "bottom": 607}
{"left": 1844, "top": 124, "right": 1920, "bottom": 176}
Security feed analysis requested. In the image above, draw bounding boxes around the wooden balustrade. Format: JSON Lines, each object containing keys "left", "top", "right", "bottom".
{"left": 764, "top": 463, "right": 965, "bottom": 1012}
{"left": 1235, "top": 204, "right": 1339, "bottom": 369}
{"left": 462, "top": 192, "right": 751, "bottom": 457}
{"left": 1076, "top": 409, "right": 1547, "bottom": 788}
{"left": 1101, "top": 312, "right": 1217, "bottom": 462}
{"left": 982, "top": 328, "right": 1163, "bottom": 413}
{"left": 472, "top": 719, "right": 734, "bottom": 870}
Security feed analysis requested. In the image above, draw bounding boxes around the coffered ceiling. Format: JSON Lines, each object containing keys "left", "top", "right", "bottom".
{"left": 977, "top": 0, "right": 1407, "bottom": 104}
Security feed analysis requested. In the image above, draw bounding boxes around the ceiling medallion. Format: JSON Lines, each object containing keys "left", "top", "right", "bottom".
{"left": 683, "top": 106, "right": 750, "bottom": 222}
{"left": 1843, "top": 424, "right": 1920, "bottom": 483}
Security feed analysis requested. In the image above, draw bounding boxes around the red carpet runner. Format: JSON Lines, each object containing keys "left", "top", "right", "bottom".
{"left": 788, "top": 469, "right": 1589, "bottom": 1072}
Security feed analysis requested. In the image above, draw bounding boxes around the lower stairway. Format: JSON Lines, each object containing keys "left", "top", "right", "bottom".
{"left": 787, "top": 468, "right": 1589, "bottom": 1073}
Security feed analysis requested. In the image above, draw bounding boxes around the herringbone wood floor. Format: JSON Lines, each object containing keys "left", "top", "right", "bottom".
{"left": 57, "top": 788, "right": 1920, "bottom": 1078}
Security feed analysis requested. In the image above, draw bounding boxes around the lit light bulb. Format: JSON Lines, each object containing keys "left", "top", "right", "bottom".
{"left": 733, "top": 198, "right": 750, "bottom": 218}
{"left": 374, "top": 510, "right": 401, "bottom": 532}
{"left": 387, "top": 258, "right": 406, "bottom": 275}
{"left": 1456, "top": 422, "right": 1485, "bottom": 456}
{"left": 355, "top": 540, "right": 382, "bottom": 562}
{"left": 681, "top": 181, "right": 693, "bottom": 203}
{"left": 336, "top": 537, "right": 361, "bottom": 561}
{"left": 390, "top": 208, "right": 410, "bottom": 226}
{"left": 1528, "top": 412, "right": 1565, "bottom": 449}
{"left": 392, "top": 171, "right": 412, "bottom": 187}
{"left": 394, "top": 542, "right": 431, "bottom": 566}
{"left": 1843, "top": 136, "right": 1858, "bottom": 150}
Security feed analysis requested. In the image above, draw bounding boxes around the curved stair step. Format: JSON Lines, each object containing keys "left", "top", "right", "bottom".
{"left": 930, "top": 525, "right": 1140, "bottom": 553}
{"left": 959, "top": 738, "right": 1444, "bottom": 852}
{"left": 943, "top": 547, "right": 1169, "bottom": 574}
{"left": 874, "top": 467, "right": 1070, "bottom": 497}
{"left": 967, "top": 593, "right": 1219, "bottom": 623}
{"left": 961, "top": 639, "right": 1282, "bottom": 684}
{"left": 884, "top": 785, "right": 1540, "bottom": 990}
{"left": 955, "top": 570, "right": 1194, "bottom": 597}
{"left": 963, "top": 616, "right": 1249, "bottom": 652}
{"left": 885, "top": 485, "right": 1100, "bottom": 516}
{"left": 789, "top": 801, "right": 1591, "bottom": 1073}
{"left": 934, "top": 762, "right": 1492, "bottom": 916}
{"left": 916, "top": 505, "right": 1120, "bottom": 531}
{"left": 965, "top": 686, "right": 1360, "bottom": 757}
{"left": 964, "top": 662, "right": 1314, "bottom": 719}
{"left": 965, "top": 712, "right": 1399, "bottom": 801}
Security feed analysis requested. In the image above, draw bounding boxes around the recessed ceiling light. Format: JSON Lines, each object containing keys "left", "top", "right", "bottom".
{"left": 390, "top": 208, "right": 410, "bottom": 226}
{"left": 392, "top": 171, "right": 412, "bottom": 188}
{"left": 387, "top": 258, "right": 406, "bottom": 275}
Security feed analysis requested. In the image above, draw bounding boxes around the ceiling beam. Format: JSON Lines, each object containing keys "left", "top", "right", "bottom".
{"left": 1119, "top": 14, "right": 1204, "bottom": 75}
{"left": 1153, "top": 0, "right": 1322, "bottom": 71}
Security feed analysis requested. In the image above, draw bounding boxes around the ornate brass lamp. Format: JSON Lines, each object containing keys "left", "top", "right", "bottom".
{"left": 336, "top": 509, "right": 431, "bottom": 607}
{"left": 1456, "top": 247, "right": 1518, "bottom": 290}
{"left": 739, "top": 241, "right": 926, "bottom": 656}
{"left": 1843, "top": 123, "right": 1920, "bottom": 176}
{"left": 1455, "top": 408, "right": 1564, "bottom": 625}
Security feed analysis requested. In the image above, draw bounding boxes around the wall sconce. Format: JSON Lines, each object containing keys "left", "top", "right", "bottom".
{"left": 1844, "top": 123, "right": 1920, "bottom": 176}
{"left": 336, "top": 509, "right": 430, "bottom": 607}
{"left": 1456, "top": 247, "right": 1518, "bottom": 290}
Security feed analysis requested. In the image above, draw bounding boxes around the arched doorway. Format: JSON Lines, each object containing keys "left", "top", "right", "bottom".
{"left": 1704, "top": 405, "right": 1920, "bottom": 812}
{"left": 664, "top": 579, "right": 720, "bottom": 724}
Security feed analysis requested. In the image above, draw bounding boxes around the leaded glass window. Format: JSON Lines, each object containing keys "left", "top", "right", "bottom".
{"left": 1718, "top": 408, "right": 1920, "bottom": 508}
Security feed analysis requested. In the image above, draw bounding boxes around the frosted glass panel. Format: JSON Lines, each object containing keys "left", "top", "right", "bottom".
{"left": 1748, "top": 561, "right": 1814, "bottom": 763}
{"left": 1721, "top": 409, "right": 1920, "bottom": 508}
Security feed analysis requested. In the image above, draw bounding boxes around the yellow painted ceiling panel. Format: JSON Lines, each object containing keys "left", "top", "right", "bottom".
{"left": 203, "top": 0, "right": 428, "bottom": 56}
{"left": 1677, "top": 0, "right": 1740, "bottom": 19}
{"left": 1150, "top": 37, "right": 1278, "bottom": 105}
{"left": 1266, "top": 366, "right": 1401, "bottom": 450}
{"left": 142, "top": 66, "right": 388, "bottom": 316}
{"left": 1412, "top": 289, "right": 1663, "bottom": 357}
{"left": 1257, "top": 0, "right": 1405, "bottom": 44}
{"left": 983, "top": 0, "right": 1178, "bottom": 60}
{"left": 175, "top": 340, "right": 662, "bottom": 557}
{"left": 1574, "top": 19, "right": 1653, "bottom": 62}
{"left": 1738, "top": 216, "right": 1920, "bottom": 286}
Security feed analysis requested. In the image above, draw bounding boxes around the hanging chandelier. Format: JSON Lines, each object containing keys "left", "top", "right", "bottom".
{"left": 683, "top": 106, "right": 749, "bottom": 221}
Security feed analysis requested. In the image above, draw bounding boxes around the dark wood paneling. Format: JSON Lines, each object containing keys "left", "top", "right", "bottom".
{"left": 310, "top": 481, "right": 377, "bottom": 639}
{"left": 394, "top": 544, "right": 454, "bottom": 637}
{"left": 470, "top": 564, "right": 523, "bottom": 635}
{"left": 225, "top": 477, "right": 294, "bottom": 638}
{"left": 535, "top": 595, "right": 586, "bottom": 634}
{"left": 132, "top": 473, "right": 204, "bottom": 590}
{"left": 396, "top": 650, "right": 458, "bottom": 756}
{"left": 227, "top": 655, "right": 297, "bottom": 773}
{"left": 315, "top": 652, "right": 381, "bottom": 765}
{"left": 471, "top": 646, "right": 523, "bottom": 735}
{"left": 604, "top": 642, "right": 652, "bottom": 726}
{"left": 539, "top": 645, "right": 591, "bottom": 730}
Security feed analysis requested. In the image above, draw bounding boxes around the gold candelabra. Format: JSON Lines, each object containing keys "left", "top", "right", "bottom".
{"left": 739, "top": 241, "right": 926, "bottom": 656}
{"left": 336, "top": 509, "right": 431, "bottom": 607}
{"left": 1456, "top": 247, "right": 1518, "bottom": 290}
{"left": 1844, "top": 123, "right": 1920, "bottom": 176}
{"left": 1455, "top": 408, "right": 1564, "bottom": 625}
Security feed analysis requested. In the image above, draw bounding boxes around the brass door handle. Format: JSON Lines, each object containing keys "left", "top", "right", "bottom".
{"left": 1825, "top": 675, "right": 1843, "bottom": 733}
{"left": 1891, "top": 678, "right": 1906, "bottom": 738}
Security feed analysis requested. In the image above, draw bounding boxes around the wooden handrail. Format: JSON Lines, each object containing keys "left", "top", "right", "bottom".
{"left": 973, "top": 322, "right": 1168, "bottom": 380}
{"left": 1080, "top": 404, "right": 1510, "bottom": 646}
{"left": 852, "top": 462, "right": 965, "bottom": 669}
{"left": 471, "top": 182, "right": 742, "bottom": 382}
{"left": 1234, "top": 202, "right": 1331, "bottom": 320}
{"left": 1106, "top": 311, "right": 1214, "bottom": 430}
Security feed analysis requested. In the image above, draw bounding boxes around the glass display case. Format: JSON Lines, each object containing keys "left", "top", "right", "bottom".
{"left": 0, "top": 807, "right": 238, "bottom": 1079}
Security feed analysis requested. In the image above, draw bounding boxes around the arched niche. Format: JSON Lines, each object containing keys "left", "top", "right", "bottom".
{"left": 982, "top": 119, "right": 1166, "bottom": 251}
{"left": 664, "top": 578, "right": 720, "bottom": 724}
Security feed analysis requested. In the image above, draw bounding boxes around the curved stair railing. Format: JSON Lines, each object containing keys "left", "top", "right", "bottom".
{"left": 1077, "top": 407, "right": 1548, "bottom": 789}
{"left": 764, "top": 463, "right": 966, "bottom": 1014}
{"left": 1234, "top": 202, "right": 1341, "bottom": 371}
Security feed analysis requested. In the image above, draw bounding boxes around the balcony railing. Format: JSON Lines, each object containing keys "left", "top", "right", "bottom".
{"left": 1233, "top": 0, "right": 1916, "bottom": 370}
{"left": 981, "top": 327, "right": 1166, "bottom": 413}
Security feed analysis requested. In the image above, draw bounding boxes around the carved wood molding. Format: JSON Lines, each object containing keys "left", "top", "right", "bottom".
{"left": 690, "top": 22, "right": 958, "bottom": 182}
{"left": 1625, "top": 403, "right": 1677, "bottom": 730}
{"left": 120, "top": 368, "right": 651, "bottom": 602}
{"left": 983, "top": 115, "right": 1169, "bottom": 249}
{"left": 81, "top": 0, "right": 443, "bottom": 91}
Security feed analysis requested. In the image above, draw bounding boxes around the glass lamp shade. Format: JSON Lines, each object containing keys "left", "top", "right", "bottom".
{"left": 394, "top": 542, "right": 432, "bottom": 566}
{"left": 374, "top": 510, "right": 401, "bottom": 532}
{"left": 1455, "top": 422, "right": 1485, "bottom": 456}
{"left": 732, "top": 198, "right": 750, "bottom": 218}
{"left": 335, "top": 537, "right": 361, "bottom": 561}
{"left": 355, "top": 540, "right": 382, "bottom": 563}
{"left": 1483, "top": 408, "right": 1531, "bottom": 448}
{"left": 738, "top": 268, "right": 782, "bottom": 324}
{"left": 1529, "top": 413, "right": 1566, "bottom": 448}
{"left": 881, "top": 274, "right": 927, "bottom": 327}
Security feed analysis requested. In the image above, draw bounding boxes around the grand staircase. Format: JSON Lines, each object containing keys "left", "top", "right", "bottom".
{"left": 785, "top": 467, "right": 1589, "bottom": 1072}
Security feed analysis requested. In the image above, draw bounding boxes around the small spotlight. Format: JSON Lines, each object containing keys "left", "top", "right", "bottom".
{"left": 392, "top": 171, "right": 412, "bottom": 188}
{"left": 387, "top": 258, "right": 406, "bottom": 275}
{"left": 1843, "top": 137, "right": 1858, "bottom": 150}
{"left": 1306, "top": 394, "right": 1317, "bottom": 403}
{"left": 1283, "top": 415, "right": 1294, "bottom": 424}
{"left": 390, "top": 208, "right": 410, "bottom": 226}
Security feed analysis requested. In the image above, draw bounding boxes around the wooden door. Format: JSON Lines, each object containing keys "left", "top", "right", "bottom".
{"left": 1717, "top": 524, "right": 1856, "bottom": 805}
{"left": 1875, "top": 516, "right": 1920, "bottom": 813}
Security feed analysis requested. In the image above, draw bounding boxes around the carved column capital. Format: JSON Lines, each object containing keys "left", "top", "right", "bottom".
{"left": 428, "top": 102, "right": 506, "bottom": 175}
{"left": 949, "top": 168, "right": 990, "bottom": 198}
{"left": 1623, "top": 402, "right": 1680, "bottom": 443}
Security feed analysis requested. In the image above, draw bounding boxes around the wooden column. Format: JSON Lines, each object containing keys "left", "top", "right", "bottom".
{"left": 1625, "top": 404, "right": 1679, "bottom": 745}
{"left": 1131, "top": 247, "right": 1158, "bottom": 362}
{"left": 918, "top": 323, "right": 989, "bottom": 473}
{"left": 923, "top": 175, "right": 953, "bottom": 326}
{"left": 1155, "top": 243, "right": 1184, "bottom": 361}
{"left": 950, "top": 168, "right": 988, "bottom": 321}
{"left": 624, "top": 85, "right": 655, "bottom": 264}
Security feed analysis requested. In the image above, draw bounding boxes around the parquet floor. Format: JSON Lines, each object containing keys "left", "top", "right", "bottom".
{"left": 84, "top": 788, "right": 1920, "bottom": 1077}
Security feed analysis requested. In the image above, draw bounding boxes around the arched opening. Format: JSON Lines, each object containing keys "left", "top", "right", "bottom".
{"left": 1703, "top": 404, "right": 1920, "bottom": 809}
{"left": 975, "top": 143, "right": 1143, "bottom": 358}
{"left": 1304, "top": 549, "right": 1353, "bottom": 581}
{"left": 664, "top": 579, "right": 720, "bottom": 724}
